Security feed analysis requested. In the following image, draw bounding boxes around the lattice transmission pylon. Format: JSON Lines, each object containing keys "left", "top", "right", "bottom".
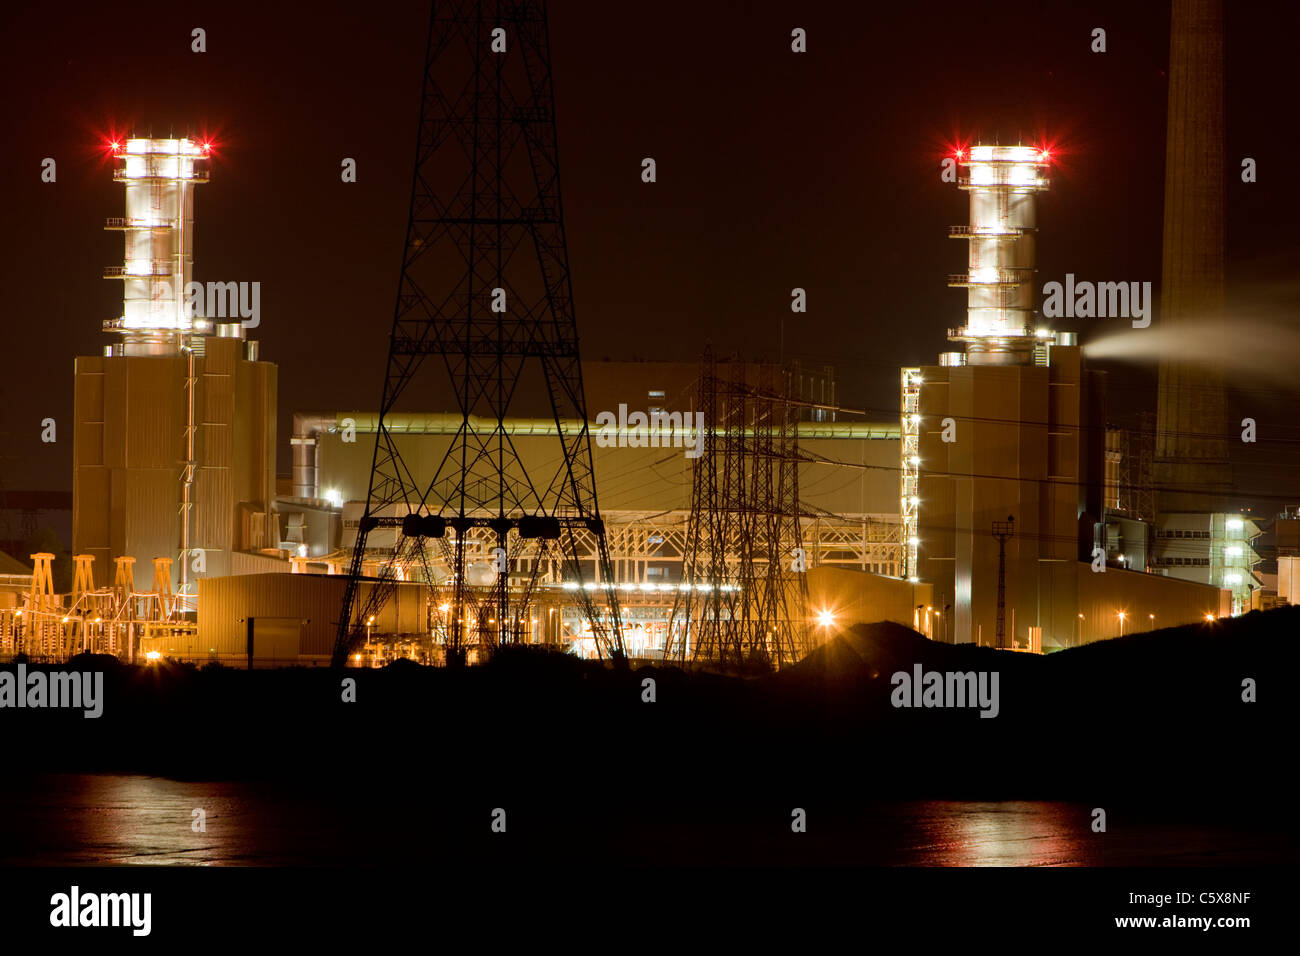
{"left": 333, "top": 0, "right": 623, "bottom": 667}
{"left": 665, "top": 350, "right": 810, "bottom": 670}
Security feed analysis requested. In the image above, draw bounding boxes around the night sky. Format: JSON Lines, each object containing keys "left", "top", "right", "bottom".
{"left": 1, "top": 0, "right": 1297, "bottom": 512}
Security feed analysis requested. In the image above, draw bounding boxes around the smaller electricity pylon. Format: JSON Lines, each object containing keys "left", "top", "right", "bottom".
{"left": 992, "top": 515, "right": 1015, "bottom": 649}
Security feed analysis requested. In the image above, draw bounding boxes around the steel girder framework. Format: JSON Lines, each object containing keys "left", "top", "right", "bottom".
{"left": 440, "top": 508, "right": 900, "bottom": 586}
{"left": 665, "top": 351, "right": 812, "bottom": 670}
{"left": 333, "top": 0, "right": 622, "bottom": 666}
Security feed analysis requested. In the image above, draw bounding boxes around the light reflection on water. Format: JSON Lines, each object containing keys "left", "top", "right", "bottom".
{"left": 0, "top": 776, "right": 1283, "bottom": 866}
{"left": 906, "top": 801, "right": 1095, "bottom": 866}
{"left": 5, "top": 775, "right": 252, "bottom": 866}
{"left": 884, "top": 800, "right": 1283, "bottom": 866}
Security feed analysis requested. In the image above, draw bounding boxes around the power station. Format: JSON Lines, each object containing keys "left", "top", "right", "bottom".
{"left": 910, "top": 143, "right": 1228, "bottom": 650}
{"left": 74, "top": 138, "right": 278, "bottom": 608}
{"left": 0, "top": 0, "right": 1274, "bottom": 669}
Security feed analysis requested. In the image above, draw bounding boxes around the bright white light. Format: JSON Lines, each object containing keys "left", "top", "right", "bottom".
{"left": 561, "top": 582, "right": 578, "bottom": 591}
{"left": 145, "top": 650, "right": 161, "bottom": 662}
{"left": 909, "top": 456, "right": 921, "bottom": 465}
{"left": 909, "top": 496, "right": 920, "bottom": 506}
{"left": 324, "top": 488, "right": 344, "bottom": 508}
{"left": 1225, "top": 546, "right": 1243, "bottom": 557}
{"left": 297, "top": 544, "right": 308, "bottom": 557}
{"left": 1226, "top": 518, "right": 1244, "bottom": 532}
{"left": 817, "top": 610, "right": 834, "bottom": 627}
{"left": 1224, "top": 574, "right": 1242, "bottom": 585}
{"left": 1007, "top": 164, "right": 1037, "bottom": 185}
{"left": 908, "top": 537, "right": 920, "bottom": 546}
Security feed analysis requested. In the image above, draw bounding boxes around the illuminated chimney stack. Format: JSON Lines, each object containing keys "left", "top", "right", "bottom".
{"left": 947, "top": 144, "right": 1051, "bottom": 366}
{"left": 103, "top": 138, "right": 211, "bottom": 356}
{"left": 1153, "top": 0, "right": 1231, "bottom": 512}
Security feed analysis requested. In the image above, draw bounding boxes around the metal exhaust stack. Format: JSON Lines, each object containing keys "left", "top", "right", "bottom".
{"left": 947, "top": 144, "right": 1051, "bottom": 366}
{"left": 103, "top": 137, "right": 211, "bottom": 357}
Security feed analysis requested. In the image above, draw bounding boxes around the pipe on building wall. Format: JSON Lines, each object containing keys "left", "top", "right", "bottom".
{"left": 290, "top": 410, "right": 901, "bottom": 442}
{"left": 291, "top": 412, "right": 340, "bottom": 500}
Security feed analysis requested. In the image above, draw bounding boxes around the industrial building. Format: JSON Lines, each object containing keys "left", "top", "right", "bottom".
{"left": 906, "top": 143, "right": 1231, "bottom": 650}
{"left": 1, "top": 127, "right": 1253, "bottom": 666}
{"left": 286, "top": 394, "right": 901, "bottom": 573}
{"left": 137, "top": 573, "right": 429, "bottom": 667}
{"left": 0, "top": 2, "right": 1265, "bottom": 670}
{"left": 72, "top": 138, "right": 280, "bottom": 607}
{"left": 2, "top": 147, "right": 914, "bottom": 668}
{"left": 1150, "top": 513, "right": 1261, "bottom": 614}
{"left": 0, "top": 130, "right": 1250, "bottom": 665}
{"left": 267, "top": 373, "right": 906, "bottom": 662}
{"left": 0, "top": 138, "right": 282, "bottom": 663}
{"left": 806, "top": 566, "right": 936, "bottom": 640}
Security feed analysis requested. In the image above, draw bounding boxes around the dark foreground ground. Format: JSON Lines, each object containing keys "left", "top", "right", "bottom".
{"left": 1, "top": 607, "right": 1294, "bottom": 865}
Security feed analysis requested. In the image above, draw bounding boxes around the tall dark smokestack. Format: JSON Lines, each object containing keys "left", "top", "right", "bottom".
{"left": 1154, "top": 0, "right": 1231, "bottom": 512}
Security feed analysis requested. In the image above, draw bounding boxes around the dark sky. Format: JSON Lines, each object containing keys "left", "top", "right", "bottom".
{"left": 1, "top": 0, "right": 1297, "bottom": 510}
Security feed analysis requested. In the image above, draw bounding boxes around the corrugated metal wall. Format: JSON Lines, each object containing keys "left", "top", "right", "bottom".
{"left": 198, "top": 573, "right": 426, "bottom": 663}
{"left": 316, "top": 431, "right": 901, "bottom": 515}
{"left": 73, "top": 347, "right": 277, "bottom": 592}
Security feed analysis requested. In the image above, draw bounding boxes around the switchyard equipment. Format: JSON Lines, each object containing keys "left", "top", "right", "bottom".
{"left": 0, "top": 553, "right": 193, "bottom": 662}
{"left": 665, "top": 350, "right": 811, "bottom": 670}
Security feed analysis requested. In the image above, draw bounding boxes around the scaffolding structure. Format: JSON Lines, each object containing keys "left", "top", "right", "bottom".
{"left": 1124, "top": 411, "right": 1157, "bottom": 523}
{"left": 900, "top": 367, "right": 921, "bottom": 579}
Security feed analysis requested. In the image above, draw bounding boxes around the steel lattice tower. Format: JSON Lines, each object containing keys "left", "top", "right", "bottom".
{"left": 992, "top": 516, "right": 1014, "bottom": 649}
{"left": 333, "top": 0, "right": 623, "bottom": 667}
{"left": 665, "top": 350, "right": 810, "bottom": 670}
